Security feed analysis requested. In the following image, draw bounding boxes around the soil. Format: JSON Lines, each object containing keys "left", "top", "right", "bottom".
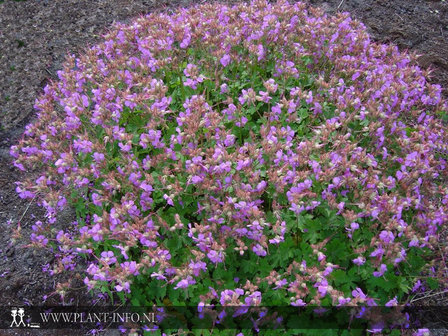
{"left": 0, "top": 0, "right": 447, "bottom": 335}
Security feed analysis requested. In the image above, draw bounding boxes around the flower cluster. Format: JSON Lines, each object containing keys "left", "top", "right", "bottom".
{"left": 11, "top": 0, "right": 448, "bottom": 329}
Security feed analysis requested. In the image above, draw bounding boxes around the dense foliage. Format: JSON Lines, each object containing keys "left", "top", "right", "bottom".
{"left": 11, "top": 0, "right": 448, "bottom": 334}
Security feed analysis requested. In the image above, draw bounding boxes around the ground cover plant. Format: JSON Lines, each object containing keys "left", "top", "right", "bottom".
{"left": 9, "top": 0, "right": 448, "bottom": 334}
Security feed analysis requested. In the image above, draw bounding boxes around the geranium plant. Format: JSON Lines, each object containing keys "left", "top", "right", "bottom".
{"left": 11, "top": 0, "right": 448, "bottom": 334}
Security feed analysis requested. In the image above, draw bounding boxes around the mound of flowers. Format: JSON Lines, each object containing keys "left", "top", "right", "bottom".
{"left": 11, "top": 0, "right": 448, "bottom": 331}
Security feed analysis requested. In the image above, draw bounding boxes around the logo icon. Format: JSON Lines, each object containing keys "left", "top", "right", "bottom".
{"left": 9, "top": 307, "right": 40, "bottom": 328}
{"left": 10, "top": 308, "right": 26, "bottom": 328}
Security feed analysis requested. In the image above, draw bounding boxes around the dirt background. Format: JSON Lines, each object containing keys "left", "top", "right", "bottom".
{"left": 0, "top": 0, "right": 447, "bottom": 335}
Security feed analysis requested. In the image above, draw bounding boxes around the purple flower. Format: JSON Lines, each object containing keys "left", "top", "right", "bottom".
{"left": 409, "top": 238, "right": 419, "bottom": 247}
{"left": 289, "top": 203, "right": 305, "bottom": 214}
{"left": 273, "top": 279, "right": 287, "bottom": 290}
{"left": 373, "top": 264, "right": 387, "bottom": 277}
{"left": 220, "top": 83, "right": 228, "bottom": 94}
{"left": 413, "top": 329, "right": 430, "bottom": 336}
{"left": 140, "top": 182, "right": 153, "bottom": 193}
{"left": 244, "top": 291, "right": 262, "bottom": 305}
{"left": 184, "top": 63, "right": 197, "bottom": 77}
{"left": 379, "top": 230, "right": 395, "bottom": 244}
{"left": 180, "top": 34, "right": 191, "bottom": 48}
{"left": 317, "top": 252, "right": 326, "bottom": 262}
{"left": 191, "top": 175, "right": 203, "bottom": 184}
{"left": 352, "top": 288, "right": 366, "bottom": 300}
{"left": 151, "top": 273, "right": 166, "bottom": 281}
{"left": 73, "top": 139, "right": 93, "bottom": 154}
{"left": 352, "top": 72, "right": 361, "bottom": 81}
{"left": 316, "top": 279, "right": 328, "bottom": 297}
{"left": 113, "top": 244, "right": 129, "bottom": 260}
{"left": 352, "top": 256, "right": 365, "bottom": 266}
{"left": 257, "top": 44, "right": 265, "bottom": 60}
{"left": 235, "top": 116, "right": 248, "bottom": 127}
{"left": 93, "top": 152, "right": 105, "bottom": 162}
{"left": 291, "top": 299, "right": 306, "bottom": 306}
{"left": 174, "top": 276, "right": 196, "bottom": 289}
{"left": 207, "top": 250, "right": 223, "bottom": 264}
{"left": 385, "top": 296, "right": 398, "bottom": 307}
{"left": 252, "top": 244, "right": 267, "bottom": 257}
{"left": 121, "top": 261, "right": 139, "bottom": 276}
{"left": 412, "top": 280, "right": 422, "bottom": 292}
{"left": 100, "top": 251, "right": 117, "bottom": 265}
{"left": 220, "top": 289, "right": 236, "bottom": 305}
{"left": 305, "top": 91, "right": 313, "bottom": 104}
{"left": 338, "top": 297, "right": 351, "bottom": 306}
{"left": 255, "top": 180, "right": 267, "bottom": 192}
{"left": 370, "top": 247, "right": 384, "bottom": 258}
{"left": 115, "top": 281, "right": 130, "bottom": 293}
{"left": 189, "top": 260, "right": 207, "bottom": 276}
{"left": 163, "top": 194, "right": 174, "bottom": 206}
{"left": 30, "top": 233, "right": 49, "bottom": 246}
{"left": 236, "top": 159, "right": 251, "bottom": 170}
{"left": 367, "top": 326, "right": 384, "bottom": 334}
{"left": 88, "top": 224, "right": 103, "bottom": 242}
{"left": 220, "top": 54, "right": 231, "bottom": 67}
{"left": 118, "top": 142, "right": 131, "bottom": 152}
{"left": 337, "top": 201, "right": 345, "bottom": 214}
{"left": 16, "top": 185, "right": 35, "bottom": 199}
{"left": 158, "top": 249, "right": 171, "bottom": 261}
{"left": 258, "top": 90, "right": 271, "bottom": 103}
{"left": 224, "top": 134, "right": 235, "bottom": 147}
{"left": 90, "top": 193, "right": 102, "bottom": 206}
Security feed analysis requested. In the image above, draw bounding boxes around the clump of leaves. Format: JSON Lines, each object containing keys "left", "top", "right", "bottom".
{"left": 11, "top": 0, "right": 448, "bottom": 334}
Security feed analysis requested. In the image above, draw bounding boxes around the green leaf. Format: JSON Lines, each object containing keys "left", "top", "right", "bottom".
{"left": 167, "top": 287, "right": 181, "bottom": 305}
{"left": 332, "top": 269, "right": 351, "bottom": 286}
{"left": 426, "top": 277, "right": 439, "bottom": 290}
{"left": 116, "top": 290, "right": 126, "bottom": 305}
{"left": 396, "top": 277, "right": 411, "bottom": 295}
{"left": 298, "top": 108, "right": 309, "bottom": 119}
{"left": 131, "top": 297, "right": 141, "bottom": 306}
{"left": 166, "top": 235, "right": 182, "bottom": 252}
